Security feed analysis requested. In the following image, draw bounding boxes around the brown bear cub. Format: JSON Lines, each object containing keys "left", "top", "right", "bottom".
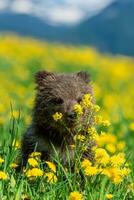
{"left": 21, "top": 71, "right": 94, "bottom": 167}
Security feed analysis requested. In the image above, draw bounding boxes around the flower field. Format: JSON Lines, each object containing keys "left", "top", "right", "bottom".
{"left": 0, "top": 34, "right": 134, "bottom": 200}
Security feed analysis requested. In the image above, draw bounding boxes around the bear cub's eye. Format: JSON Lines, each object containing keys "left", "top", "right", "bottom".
{"left": 50, "top": 97, "right": 64, "bottom": 104}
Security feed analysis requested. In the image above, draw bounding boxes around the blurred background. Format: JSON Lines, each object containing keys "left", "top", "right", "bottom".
{"left": 0, "top": 0, "right": 134, "bottom": 55}
{"left": 0, "top": 0, "right": 134, "bottom": 164}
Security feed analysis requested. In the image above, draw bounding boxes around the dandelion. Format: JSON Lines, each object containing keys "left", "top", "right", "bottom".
{"left": 81, "top": 159, "right": 92, "bottom": 169}
{"left": 73, "top": 104, "right": 83, "bottom": 115}
{"left": 110, "top": 153, "right": 125, "bottom": 167}
{"left": 52, "top": 112, "right": 63, "bottom": 121}
{"left": 95, "top": 148, "right": 110, "bottom": 165}
{"left": 26, "top": 168, "right": 43, "bottom": 178}
{"left": 106, "top": 194, "right": 113, "bottom": 199}
{"left": 84, "top": 166, "right": 98, "bottom": 176}
{"left": 45, "top": 161, "right": 56, "bottom": 173}
{"left": 45, "top": 172, "right": 58, "bottom": 183}
{"left": 106, "top": 143, "right": 116, "bottom": 154}
{"left": 0, "top": 171, "right": 8, "bottom": 180}
{"left": 28, "top": 158, "right": 38, "bottom": 167}
{"left": 69, "top": 191, "right": 84, "bottom": 200}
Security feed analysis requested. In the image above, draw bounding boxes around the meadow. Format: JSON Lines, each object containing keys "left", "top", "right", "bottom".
{"left": 0, "top": 34, "right": 134, "bottom": 200}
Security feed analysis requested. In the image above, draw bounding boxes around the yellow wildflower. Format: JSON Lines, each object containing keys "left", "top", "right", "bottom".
{"left": 102, "top": 120, "right": 111, "bottom": 127}
{"left": 129, "top": 122, "right": 134, "bottom": 131}
{"left": 45, "top": 161, "right": 56, "bottom": 173}
{"left": 81, "top": 159, "right": 92, "bottom": 169}
{"left": 69, "top": 191, "right": 84, "bottom": 200}
{"left": 120, "top": 167, "right": 131, "bottom": 177}
{"left": 73, "top": 134, "right": 85, "bottom": 142}
{"left": 45, "top": 172, "right": 58, "bottom": 183}
{"left": 12, "top": 140, "right": 21, "bottom": 149}
{"left": 10, "top": 163, "right": 18, "bottom": 169}
{"left": 92, "top": 104, "right": 100, "bottom": 112}
{"left": 0, "top": 157, "right": 4, "bottom": 164}
{"left": 110, "top": 153, "right": 125, "bottom": 167}
{"left": 52, "top": 112, "right": 63, "bottom": 121}
{"left": 30, "top": 152, "right": 41, "bottom": 158}
{"left": 106, "top": 143, "right": 116, "bottom": 154}
{"left": 26, "top": 168, "right": 43, "bottom": 178}
{"left": 70, "top": 144, "right": 75, "bottom": 149}
{"left": 81, "top": 93, "right": 92, "bottom": 108}
{"left": 95, "top": 148, "right": 110, "bottom": 165}
{"left": 0, "top": 171, "right": 8, "bottom": 180}
{"left": 73, "top": 104, "right": 83, "bottom": 115}
{"left": 28, "top": 158, "right": 38, "bottom": 167}
{"left": 106, "top": 194, "right": 113, "bottom": 199}
{"left": 117, "top": 141, "right": 125, "bottom": 151}
{"left": 106, "top": 167, "right": 123, "bottom": 184}
{"left": 84, "top": 166, "right": 98, "bottom": 176}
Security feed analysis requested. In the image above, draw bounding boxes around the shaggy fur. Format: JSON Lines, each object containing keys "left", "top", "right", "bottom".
{"left": 21, "top": 71, "right": 94, "bottom": 166}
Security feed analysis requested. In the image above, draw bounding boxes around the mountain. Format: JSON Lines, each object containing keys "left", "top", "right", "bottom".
{"left": 0, "top": 0, "right": 134, "bottom": 56}
{"left": 0, "top": 12, "right": 68, "bottom": 41}
{"left": 72, "top": 0, "right": 134, "bottom": 55}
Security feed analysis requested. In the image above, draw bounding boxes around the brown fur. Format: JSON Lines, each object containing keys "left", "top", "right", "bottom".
{"left": 21, "top": 71, "right": 94, "bottom": 166}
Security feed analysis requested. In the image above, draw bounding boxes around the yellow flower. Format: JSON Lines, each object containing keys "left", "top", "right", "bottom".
{"left": 95, "top": 148, "right": 110, "bottom": 165}
{"left": 52, "top": 112, "right": 63, "bottom": 121}
{"left": 73, "top": 104, "right": 83, "bottom": 115}
{"left": 28, "top": 158, "right": 38, "bottom": 167}
{"left": 45, "top": 172, "right": 58, "bottom": 183}
{"left": 84, "top": 166, "right": 98, "bottom": 176}
{"left": 117, "top": 141, "right": 125, "bottom": 151}
{"left": 81, "top": 93, "right": 92, "bottom": 108}
{"left": 73, "top": 134, "right": 85, "bottom": 142}
{"left": 81, "top": 159, "right": 92, "bottom": 169}
{"left": 120, "top": 167, "right": 131, "bottom": 177}
{"left": 129, "top": 122, "right": 134, "bottom": 131}
{"left": 106, "top": 167, "right": 123, "bottom": 184}
{"left": 93, "top": 105, "right": 100, "bottom": 112}
{"left": 10, "top": 163, "right": 18, "bottom": 169}
{"left": 45, "top": 161, "right": 56, "bottom": 173}
{"left": 0, "top": 157, "right": 4, "bottom": 164}
{"left": 26, "top": 168, "right": 43, "bottom": 178}
{"left": 29, "top": 152, "right": 41, "bottom": 158}
{"left": 12, "top": 140, "right": 21, "bottom": 149}
{"left": 106, "top": 143, "right": 116, "bottom": 154}
{"left": 106, "top": 194, "right": 113, "bottom": 199}
{"left": 0, "top": 171, "right": 8, "bottom": 180}
{"left": 94, "top": 115, "right": 103, "bottom": 124}
{"left": 102, "top": 120, "right": 111, "bottom": 127}
{"left": 69, "top": 191, "right": 83, "bottom": 200}
{"left": 110, "top": 153, "right": 125, "bottom": 167}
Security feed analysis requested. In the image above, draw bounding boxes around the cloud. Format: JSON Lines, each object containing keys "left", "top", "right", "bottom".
{"left": 0, "top": 0, "right": 8, "bottom": 10}
{"left": 11, "top": 0, "right": 33, "bottom": 14}
{"left": 0, "top": 0, "right": 114, "bottom": 25}
{"left": 37, "top": 6, "right": 85, "bottom": 25}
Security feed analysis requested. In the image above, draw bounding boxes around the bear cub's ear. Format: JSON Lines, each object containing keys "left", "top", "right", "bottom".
{"left": 77, "top": 71, "right": 91, "bottom": 83}
{"left": 35, "top": 70, "right": 55, "bottom": 85}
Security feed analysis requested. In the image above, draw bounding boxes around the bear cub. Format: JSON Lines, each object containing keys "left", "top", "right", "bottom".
{"left": 21, "top": 71, "right": 94, "bottom": 167}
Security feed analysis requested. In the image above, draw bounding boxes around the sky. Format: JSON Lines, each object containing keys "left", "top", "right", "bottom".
{"left": 0, "top": 0, "right": 114, "bottom": 25}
